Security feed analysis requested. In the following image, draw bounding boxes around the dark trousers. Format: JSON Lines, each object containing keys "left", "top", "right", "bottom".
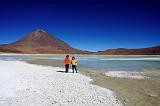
{"left": 65, "top": 64, "right": 69, "bottom": 73}
{"left": 72, "top": 65, "right": 77, "bottom": 73}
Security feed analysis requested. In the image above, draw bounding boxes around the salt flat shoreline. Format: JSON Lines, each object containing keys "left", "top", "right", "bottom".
{"left": 0, "top": 60, "right": 122, "bottom": 106}
{"left": 0, "top": 53, "right": 160, "bottom": 56}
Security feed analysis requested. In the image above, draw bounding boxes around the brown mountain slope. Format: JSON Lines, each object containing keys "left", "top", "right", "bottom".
{"left": 0, "top": 29, "right": 88, "bottom": 54}
{"left": 0, "top": 45, "right": 22, "bottom": 53}
{"left": 94, "top": 46, "right": 160, "bottom": 55}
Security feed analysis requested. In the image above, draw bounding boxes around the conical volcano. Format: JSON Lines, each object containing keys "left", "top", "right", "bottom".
{"left": 2, "top": 29, "right": 88, "bottom": 54}
{"left": 10, "top": 29, "right": 72, "bottom": 49}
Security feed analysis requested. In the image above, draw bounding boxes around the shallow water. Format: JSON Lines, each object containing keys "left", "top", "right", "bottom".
{"left": 0, "top": 54, "right": 160, "bottom": 77}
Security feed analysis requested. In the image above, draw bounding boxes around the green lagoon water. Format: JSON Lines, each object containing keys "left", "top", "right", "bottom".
{"left": 0, "top": 55, "right": 160, "bottom": 77}
{"left": 1, "top": 55, "right": 160, "bottom": 73}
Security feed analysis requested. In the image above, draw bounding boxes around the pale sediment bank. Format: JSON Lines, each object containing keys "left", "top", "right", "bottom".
{"left": 105, "top": 71, "right": 149, "bottom": 79}
{"left": 0, "top": 60, "right": 122, "bottom": 106}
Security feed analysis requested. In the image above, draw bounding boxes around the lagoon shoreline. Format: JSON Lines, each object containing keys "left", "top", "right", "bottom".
{"left": 0, "top": 54, "right": 160, "bottom": 106}
{"left": 27, "top": 59, "right": 160, "bottom": 106}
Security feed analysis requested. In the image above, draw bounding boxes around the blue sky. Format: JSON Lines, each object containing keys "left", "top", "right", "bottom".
{"left": 0, "top": 0, "right": 160, "bottom": 51}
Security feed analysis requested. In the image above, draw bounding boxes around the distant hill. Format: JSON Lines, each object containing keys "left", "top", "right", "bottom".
{"left": 94, "top": 46, "right": 160, "bottom": 55}
{"left": 0, "top": 29, "right": 89, "bottom": 54}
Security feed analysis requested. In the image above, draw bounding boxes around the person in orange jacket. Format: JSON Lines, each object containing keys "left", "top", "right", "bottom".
{"left": 64, "top": 55, "right": 70, "bottom": 73}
